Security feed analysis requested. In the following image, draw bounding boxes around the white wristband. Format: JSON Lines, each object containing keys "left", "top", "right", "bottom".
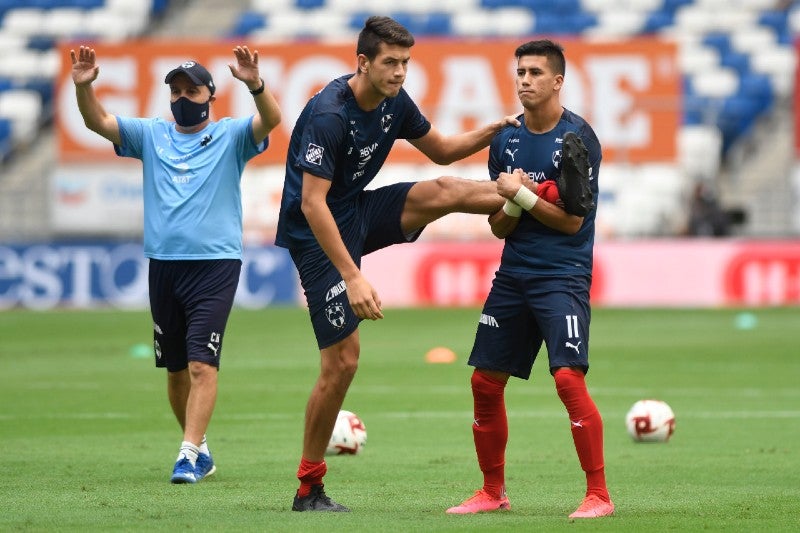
{"left": 513, "top": 185, "right": 539, "bottom": 211}
{"left": 502, "top": 200, "right": 522, "bottom": 217}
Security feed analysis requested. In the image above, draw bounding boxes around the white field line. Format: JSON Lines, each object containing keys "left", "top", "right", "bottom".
{"left": 1, "top": 409, "right": 799, "bottom": 421}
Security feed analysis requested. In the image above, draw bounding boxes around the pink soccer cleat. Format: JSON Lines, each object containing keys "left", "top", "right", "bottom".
{"left": 568, "top": 494, "right": 615, "bottom": 519}
{"left": 446, "top": 489, "right": 511, "bottom": 514}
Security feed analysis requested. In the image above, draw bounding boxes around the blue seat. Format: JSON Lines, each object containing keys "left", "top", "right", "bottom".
{"left": 563, "top": 12, "right": 597, "bottom": 34}
{"left": 21, "top": 78, "right": 54, "bottom": 108}
{"left": 702, "top": 33, "right": 731, "bottom": 55}
{"left": 295, "top": 0, "right": 325, "bottom": 8}
{"left": 683, "top": 94, "right": 714, "bottom": 125}
{"left": 641, "top": 10, "right": 673, "bottom": 34}
{"left": 716, "top": 96, "right": 761, "bottom": 151}
{"left": 719, "top": 50, "right": 749, "bottom": 74}
{"left": 661, "top": 0, "right": 694, "bottom": 13}
{"left": 388, "top": 12, "right": 452, "bottom": 36}
{"left": 152, "top": 0, "right": 170, "bottom": 14}
{"left": 534, "top": 13, "right": 585, "bottom": 35}
{"left": 27, "top": 36, "right": 56, "bottom": 52}
{"left": 426, "top": 13, "right": 452, "bottom": 36}
{"left": 230, "top": 11, "right": 266, "bottom": 37}
{"left": 0, "top": 117, "right": 12, "bottom": 161}
{"left": 759, "top": 10, "right": 788, "bottom": 35}
{"left": 737, "top": 73, "right": 773, "bottom": 114}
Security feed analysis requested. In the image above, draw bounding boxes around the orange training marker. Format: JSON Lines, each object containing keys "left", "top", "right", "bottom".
{"left": 425, "top": 346, "right": 457, "bottom": 364}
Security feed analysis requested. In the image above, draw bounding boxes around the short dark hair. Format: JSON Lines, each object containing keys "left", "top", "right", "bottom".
{"left": 356, "top": 16, "right": 415, "bottom": 60}
{"left": 515, "top": 40, "right": 566, "bottom": 76}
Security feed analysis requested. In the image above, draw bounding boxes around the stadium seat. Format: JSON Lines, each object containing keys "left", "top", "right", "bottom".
{"left": 84, "top": 8, "right": 138, "bottom": 40}
{"left": 251, "top": 0, "right": 294, "bottom": 11}
{"left": 1, "top": 8, "right": 45, "bottom": 37}
{"left": 641, "top": 9, "right": 674, "bottom": 34}
{"left": 678, "top": 43, "right": 720, "bottom": 75}
{"left": 585, "top": 11, "right": 645, "bottom": 38}
{"left": 690, "top": 67, "right": 739, "bottom": 99}
{"left": 296, "top": 0, "right": 325, "bottom": 9}
{"left": 749, "top": 46, "right": 796, "bottom": 98}
{"left": 729, "top": 25, "right": 777, "bottom": 55}
{"left": 737, "top": 72, "right": 773, "bottom": 114}
{"left": 41, "top": 8, "right": 86, "bottom": 39}
{"left": 0, "top": 117, "right": 12, "bottom": 160}
{"left": 452, "top": 7, "right": 534, "bottom": 36}
{"left": 678, "top": 124, "right": 723, "bottom": 181}
{"left": 230, "top": 11, "right": 267, "bottom": 37}
{"left": 0, "top": 89, "right": 42, "bottom": 143}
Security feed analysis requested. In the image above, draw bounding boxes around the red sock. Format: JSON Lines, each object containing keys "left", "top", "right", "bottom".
{"left": 296, "top": 457, "right": 327, "bottom": 497}
{"left": 553, "top": 368, "right": 610, "bottom": 501}
{"left": 471, "top": 370, "right": 508, "bottom": 499}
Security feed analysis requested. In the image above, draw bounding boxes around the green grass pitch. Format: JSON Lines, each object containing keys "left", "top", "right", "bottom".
{"left": 1, "top": 306, "right": 798, "bottom": 531}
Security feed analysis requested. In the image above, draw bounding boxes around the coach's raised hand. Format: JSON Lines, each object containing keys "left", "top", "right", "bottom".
{"left": 70, "top": 45, "right": 99, "bottom": 86}
{"left": 229, "top": 45, "right": 281, "bottom": 141}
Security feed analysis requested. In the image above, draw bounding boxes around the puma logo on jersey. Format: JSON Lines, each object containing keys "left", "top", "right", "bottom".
{"left": 479, "top": 314, "right": 499, "bottom": 327}
{"left": 505, "top": 148, "right": 519, "bottom": 161}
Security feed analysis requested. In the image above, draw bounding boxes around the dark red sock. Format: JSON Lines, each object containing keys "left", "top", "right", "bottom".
{"left": 471, "top": 370, "right": 508, "bottom": 499}
{"left": 296, "top": 457, "right": 327, "bottom": 497}
{"left": 553, "top": 368, "right": 610, "bottom": 501}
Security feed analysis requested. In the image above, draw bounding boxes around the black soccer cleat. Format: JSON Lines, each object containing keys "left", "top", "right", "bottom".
{"left": 292, "top": 484, "right": 351, "bottom": 512}
{"left": 557, "top": 131, "right": 595, "bottom": 217}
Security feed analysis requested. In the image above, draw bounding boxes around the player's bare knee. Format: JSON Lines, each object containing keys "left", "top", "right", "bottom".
{"left": 338, "top": 354, "right": 359, "bottom": 379}
{"left": 187, "top": 360, "right": 217, "bottom": 381}
{"left": 430, "top": 175, "right": 464, "bottom": 206}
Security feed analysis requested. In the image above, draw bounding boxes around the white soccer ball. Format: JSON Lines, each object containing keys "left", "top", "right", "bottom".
{"left": 326, "top": 410, "right": 367, "bottom": 456}
{"left": 625, "top": 399, "right": 675, "bottom": 443}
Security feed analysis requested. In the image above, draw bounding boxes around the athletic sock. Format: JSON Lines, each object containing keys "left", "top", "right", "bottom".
{"left": 296, "top": 457, "right": 327, "bottom": 497}
{"left": 471, "top": 370, "right": 508, "bottom": 499}
{"left": 554, "top": 368, "right": 610, "bottom": 502}
{"left": 199, "top": 435, "right": 210, "bottom": 455}
{"left": 177, "top": 441, "right": 200, "bottom": 466}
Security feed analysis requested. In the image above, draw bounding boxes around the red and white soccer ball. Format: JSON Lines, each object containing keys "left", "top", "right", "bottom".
{"left": 625, "top": 399, "right": 676, "bottom": 443}
{"left": 326, "top": 410, "right": 368, "bottom": 455}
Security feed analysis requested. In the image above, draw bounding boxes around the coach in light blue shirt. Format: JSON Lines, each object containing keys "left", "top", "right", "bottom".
{"left": 70, "top": 44, "right": 281, "bottom": 485}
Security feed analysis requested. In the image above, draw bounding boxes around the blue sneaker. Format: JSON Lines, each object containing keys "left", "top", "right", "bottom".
{"left": 170, "top": 456, "right": 197, "bottom": 484}
{"left": 195, "top": 452, "right": 216, "bottom": 481}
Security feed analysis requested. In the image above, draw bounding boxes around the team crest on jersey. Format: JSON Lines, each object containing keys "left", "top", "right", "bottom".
{"left": 305, "top": 143, "right": 324, "bottom": 165}
{"left": 380, "top": 114, "right": 393, "bottom": 133}
{"left": 325, "top": 302, "right": 346, "bottom": 329}
{"left": 552, "top": 149, "right": 562, "bottom": 169}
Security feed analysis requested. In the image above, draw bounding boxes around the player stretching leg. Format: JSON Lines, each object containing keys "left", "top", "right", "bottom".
{"left": 276, "top": 16, "right": 521, "bottom": 511}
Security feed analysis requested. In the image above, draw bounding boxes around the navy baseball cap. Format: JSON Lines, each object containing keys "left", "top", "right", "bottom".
{"left": 164, "top": 61, "right": 216, "bottom": 95}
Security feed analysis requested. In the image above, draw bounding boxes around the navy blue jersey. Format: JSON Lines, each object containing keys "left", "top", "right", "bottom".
{"left": 275, "top": 74, "right": 431, "bottom": 248}
{"left": 490, "top": 108, "right": 601, "bottom": 277}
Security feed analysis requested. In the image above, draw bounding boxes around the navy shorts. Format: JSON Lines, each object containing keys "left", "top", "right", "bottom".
{"left": 468, "top": 271, "right": 592, "bottom": 379}
{"left": 148, "top": 258, "right": 241, "bottom": 372}
{"left": 291, "top": 182, "right": 421, "bottom": 349}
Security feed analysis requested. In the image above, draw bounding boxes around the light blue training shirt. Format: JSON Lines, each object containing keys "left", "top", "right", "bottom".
{"left": 115, "top": 116, "right": 266, "bottom": 260}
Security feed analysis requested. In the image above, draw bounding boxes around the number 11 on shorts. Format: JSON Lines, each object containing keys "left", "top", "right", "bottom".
{"left": 566, "top": 314, "right": 580, "bottom": 339}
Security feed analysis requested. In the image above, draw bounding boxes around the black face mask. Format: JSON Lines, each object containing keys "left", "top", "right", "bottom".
{"left": 170, "top": 97, "right": 210, "bottom": 127}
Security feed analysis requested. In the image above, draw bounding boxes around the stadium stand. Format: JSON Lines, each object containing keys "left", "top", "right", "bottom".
{"left": 0, "top": 0, "right": 797, "bottom": 238}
